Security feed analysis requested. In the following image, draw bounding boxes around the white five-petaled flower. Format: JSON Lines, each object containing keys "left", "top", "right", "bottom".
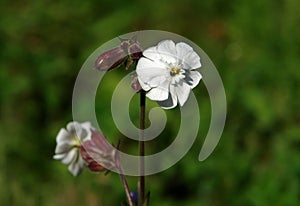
{"left": 53, "top": 121, "right": 93, "bottom": 176}
{"left": 136, "top": 40, "right": 202, "bottom": 109}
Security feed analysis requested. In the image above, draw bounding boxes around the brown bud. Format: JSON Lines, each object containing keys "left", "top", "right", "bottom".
{"left": 80, "top": 130, "right": 120, "bottom": 172}
{"left": 94, "top": 46, "right": 127, "bottom": 71}
{"left": 131, "top": 75, "right": 142, "bottom": 93}
{"left": 86, "top": 161, "right": 106, "bottom": 172}
{"left": 94, "top": 36, "right": 143, "bottom": 71}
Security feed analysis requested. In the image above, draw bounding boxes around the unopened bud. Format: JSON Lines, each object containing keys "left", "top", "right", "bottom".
{"left": 94, "top": 46, "right": 127, "bottom": 71}
{"left": 80, "top": 130, "right": 120, "bottom": 172}
{"left": 131, "top": 76, "right": 142, "bottom": 93}
{"left": 94, "top": 36, "right": 143, "bottom": 71}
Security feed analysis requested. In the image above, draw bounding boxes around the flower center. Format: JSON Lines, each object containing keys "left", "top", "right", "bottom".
{"left": 73, "top": 135, "right": 82, "bottom": 147}
{"left": 170, "top": 67, "right": 181, "bottom": 76}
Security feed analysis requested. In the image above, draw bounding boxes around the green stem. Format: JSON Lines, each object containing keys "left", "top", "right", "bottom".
{"left": 138, "top": 90, "right": 146, "bottom": 206}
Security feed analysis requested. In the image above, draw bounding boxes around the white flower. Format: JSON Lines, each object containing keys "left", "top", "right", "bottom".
{"left": 136, "top": 40, "right": 202, "bottom": 109}
{"left": 53, "top": 121, "right": 93, "bottom": 176}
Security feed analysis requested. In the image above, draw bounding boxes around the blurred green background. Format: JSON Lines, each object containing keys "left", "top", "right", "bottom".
{"left": 1, "top": 0, "right": 300, "bottom": 205}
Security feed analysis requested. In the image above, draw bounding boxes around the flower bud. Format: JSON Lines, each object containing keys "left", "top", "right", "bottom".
{"left": 94, "top": 46, "right": 128, "bottom": 71}
{"left": 94, "top": 36, "right": 143, "bottom": 71}
{"left": 86, "top": 160, "right": 105, "bottom": 172}
{"left": 80, "top": 130, "right": 120, "bottom": 172}
{"left": 130, "top": 73, "right": 142, "bottom": 93}
{"left": 130, "top": 191, "right": 138, "bottom": 204}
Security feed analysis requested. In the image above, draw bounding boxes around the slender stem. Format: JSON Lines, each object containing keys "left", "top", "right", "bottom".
{"left": 138, "top": 90, "right": 146, "bottom": 206}
{"left": 145, "top": 191, "right": 150, "bottom": 206}
{"left": 119, "top": 172, "right": 134, "bottom": 206}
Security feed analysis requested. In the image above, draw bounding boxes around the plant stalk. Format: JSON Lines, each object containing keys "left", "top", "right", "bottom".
{"left": 120, "top": 172, "right": 134, "bottom": 206}
{"left": 138, "top": 90, "right": 146, "bottom": 206}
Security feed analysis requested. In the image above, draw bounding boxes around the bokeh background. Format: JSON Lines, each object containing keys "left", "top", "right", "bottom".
{"left": 1, "top": 0, "right": 300, "bottom": 205}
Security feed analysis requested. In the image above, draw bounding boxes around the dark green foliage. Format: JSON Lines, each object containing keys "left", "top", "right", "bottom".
{"left": 1, "top": 0, "right": 299, "bottom": 205}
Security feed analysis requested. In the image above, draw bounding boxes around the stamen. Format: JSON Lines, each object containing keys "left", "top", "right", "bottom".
{"left": 170, "top": 67, "right": 181, "bottom": 76}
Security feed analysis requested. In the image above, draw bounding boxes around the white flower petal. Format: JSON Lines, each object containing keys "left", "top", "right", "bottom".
{"left": 61, "top": 148, "right": 77, "bottom": 165}
{"left": 149, "top": 75, "right": 170, "bottom": 88}
{"left": 56, "top": 128, "right": 72, "bottom": 144}
{"left": 78, "top": 126, "right": 87, "bottom": 137}
{"left": 68, "top": 155, "right": 84, "bottom": 176}
{"left": 136, "top": 58, "right": 166, "bottom": 81}
{"left": 143, "top": 46, "right": 161, "bottom": 61}
{"left": 79, "top": 122, "right": 93, "bottom": 141}
{"left": 55, "top": 142, "right": 73, "bottom": 154}
{"left": 157, "top": 40, "right": 177, "bottom": 64}
{"left": 78, "top": 128, "right": 88, "bottom": 141}
{"left": 68, "top": 163, "right": 80, "bottom": 176}
{"left": 138, "top": 79, "right": 151, "bottom": 91}
{"left": 146, "top": 87, "right": 169, "bottom": 101}
{"left": 136, "top": 57, "right": 168, "bottom": 90}
{"left": 184, "top": 51, "right": 201, "bottom": 70}
{"left": 176, "top": 42, "right": 194, "bottom": 61}
{"left": 146, "top": 77, "right": 170, "bottom": 101}
{"left": 157, "top": 40, "right": 176, "bottom": 55}
{"left": 157, "top": 96, "right": 177, "bottom": 109}
{"left": 81, "top": 121, "right": 92, "bottom": 130}
{"left": 66, "top": 121, "right": 77, "bottom": 132}
{"left": 53, "top": 153, "right": 66, "bottom": 160}
{"left": 71, "top": 122, "right": 86, "bottom": 139}
{"left": 157, "top": 85, "right": 178, "bottom": 109}
{"left": 66, "top": 121, "right": 92, "bottom": 142}
{"left": 174, "top": 82, "right": 191, "bottom": 106}
{"left": 187, "top": 70, "right": 202, "bottom": 89}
